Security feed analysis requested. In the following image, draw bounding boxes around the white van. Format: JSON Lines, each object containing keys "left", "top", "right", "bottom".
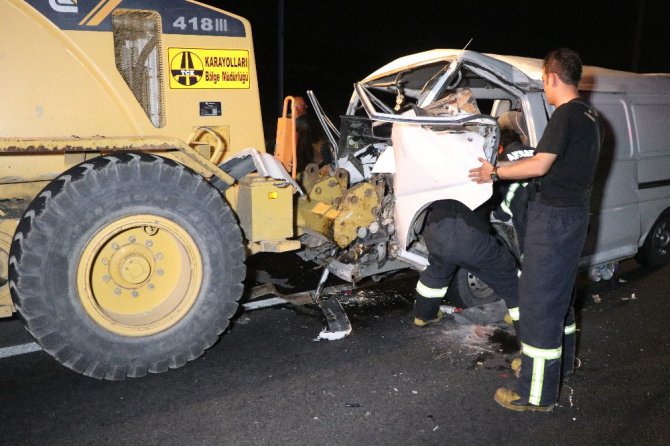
{"left": 309, "top": 49, "right": 670, "bottom": 306}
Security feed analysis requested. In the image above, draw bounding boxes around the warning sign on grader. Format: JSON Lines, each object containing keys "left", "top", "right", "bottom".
{"left": 168, "top": 48, "right": 250, "bottom": 89}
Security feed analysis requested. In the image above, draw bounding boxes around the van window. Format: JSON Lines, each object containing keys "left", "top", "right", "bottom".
{"left": 632, "top": 104, "right": 670, "bottom": 155}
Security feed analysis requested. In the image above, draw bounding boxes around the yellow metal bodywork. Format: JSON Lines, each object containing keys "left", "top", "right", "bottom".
{"left": 0, "top": 0, "right": 264, "bottom": 185}
{"left": 297, "top": 176, "right": 346, "bottom": 237}
{"left": 333, "top": 182, "right": 380, "bottom": 248}
{"left": 0, "top": 1, "right": 299, "bottom": 319}
{"left": 296, "top": 167, "right": 381, "bottom": 248}
{"left": 0, "top": 1, "right": 265, "bottom": 150}
{"left": 0, "top": 285, "right": 12, "bottom": 318}
{"left": 76, "top": 214, "right": 203, "bottom": 337}
{"left": 234, "top": 174, "right": 299, "bottom": 253}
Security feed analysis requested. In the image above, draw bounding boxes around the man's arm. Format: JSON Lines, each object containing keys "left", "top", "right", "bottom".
{"left": 468, "top": 152, "right": 557, "bottom": 183}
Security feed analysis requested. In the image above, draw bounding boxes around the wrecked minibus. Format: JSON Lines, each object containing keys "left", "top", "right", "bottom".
{"left": 305, "top": 49, "right": 670, "bottom": 306}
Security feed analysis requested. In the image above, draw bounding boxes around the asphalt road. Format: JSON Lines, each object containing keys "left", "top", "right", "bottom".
{"left": 1, "top": 257, "right": 669, "bottom": 446}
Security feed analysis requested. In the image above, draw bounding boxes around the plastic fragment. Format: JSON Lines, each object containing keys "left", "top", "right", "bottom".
{"left": 621, "top": 293, "right": 638, "bottom": 301}
{"left": 439, "top": 305, "right": 463, "bottom": 314}
{"left": 315, "top": 326, "right": 352, "bottom": 341}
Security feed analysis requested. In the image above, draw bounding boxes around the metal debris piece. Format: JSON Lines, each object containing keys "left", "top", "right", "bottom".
{"left": 312, "top": 265, "right": 353, "bottom": 341}
{"left": 315, "top": 322, "right": 352, "bottom": 341}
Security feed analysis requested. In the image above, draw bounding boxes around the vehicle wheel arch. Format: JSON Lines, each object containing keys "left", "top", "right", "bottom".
{"left": 637, "top": 207, "right": 670, "bottom": 268}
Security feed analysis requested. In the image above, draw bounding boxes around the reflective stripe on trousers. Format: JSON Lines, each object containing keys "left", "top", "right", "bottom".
{"left": 416, "top": 281, "right": 448, "bottom": 298}
{"left": 522, "top": 342, "right": 562, "bottom": 406}
{"left": 508, "top": 307, "right": 520, "bottom": 321}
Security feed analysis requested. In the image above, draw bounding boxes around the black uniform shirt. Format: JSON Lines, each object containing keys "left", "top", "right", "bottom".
{"left": 535, "top": 98, "right": 602, "bottom": 207}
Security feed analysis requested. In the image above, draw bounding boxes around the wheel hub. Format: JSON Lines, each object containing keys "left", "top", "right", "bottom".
{"left": 77, "top": 215, "right": 203, "bottom": 337}
{"left": 654, "top": 222, "right": 669, "bottom": 254}
{"left": 121, "top": 256, "right": 151, "bottom": 284}
{"left": 109, "top": 245, "right": 155, "bottom": 288}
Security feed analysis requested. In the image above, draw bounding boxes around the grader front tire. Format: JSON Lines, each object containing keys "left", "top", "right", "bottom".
{"left": 9, "top": 153, "right": 245, "bottom": 380}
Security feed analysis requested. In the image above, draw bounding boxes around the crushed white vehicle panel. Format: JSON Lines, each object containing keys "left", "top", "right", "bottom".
{"left": 391, "top": 122, "right": 493, "bottom": 248}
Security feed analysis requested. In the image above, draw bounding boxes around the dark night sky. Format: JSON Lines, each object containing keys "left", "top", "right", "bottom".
{"left": 206, "top": 1, "right": 670, "bottom": 130}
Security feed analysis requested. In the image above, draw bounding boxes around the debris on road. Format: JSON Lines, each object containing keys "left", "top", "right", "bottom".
{"left": 315, "top": 326, "right": 352, "bottom": 341}
{"left": 439, "top": 305, "right": 462, "bottom": 315}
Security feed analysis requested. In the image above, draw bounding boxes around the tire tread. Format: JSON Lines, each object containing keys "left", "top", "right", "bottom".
{"left": 9, "top": 153, "right": 245, "bottom": 380}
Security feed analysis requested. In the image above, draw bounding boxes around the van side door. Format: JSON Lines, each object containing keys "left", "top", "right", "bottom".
{"left": 580, "top": 93, "right": 640, "bottom": 266}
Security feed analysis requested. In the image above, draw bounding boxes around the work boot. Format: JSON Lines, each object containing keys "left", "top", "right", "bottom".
{"left": 494, "top": 388, "right": 554, "bottom": 412}
{"left": 414, "top": 309, "right": 445, "bottom": 327}
{"left": 413, "top": 292, "right": 444, "bottom": 327}
{"left": 503, "top": 312, "right": 514, "bottom": 325}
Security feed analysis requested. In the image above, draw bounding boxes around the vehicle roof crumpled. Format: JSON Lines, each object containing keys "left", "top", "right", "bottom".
{"left": 362, "top": 49, "right": 670, "bottom": 94}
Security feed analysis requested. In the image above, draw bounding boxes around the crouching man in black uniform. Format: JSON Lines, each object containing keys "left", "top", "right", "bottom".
{"left": 413, "top": 121, "right": 532, "bottom": 334}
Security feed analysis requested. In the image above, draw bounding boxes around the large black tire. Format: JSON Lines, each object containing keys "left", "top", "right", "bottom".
{"left": 448, "top": 268, "right": 501, "bottom": 308}
{"left": 637, "top": 209, "right": 670, "bottom": 268}
{"left": 9, "top": 153, "right": 245, "bottom": 380}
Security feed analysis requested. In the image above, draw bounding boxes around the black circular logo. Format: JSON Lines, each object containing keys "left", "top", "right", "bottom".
{"left": 170, "top": 51, "right": 204, "bottom": 86}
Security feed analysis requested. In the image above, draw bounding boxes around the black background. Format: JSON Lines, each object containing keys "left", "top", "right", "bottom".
{"left": 204, "top": 1, "right": 670, "bottom": 135}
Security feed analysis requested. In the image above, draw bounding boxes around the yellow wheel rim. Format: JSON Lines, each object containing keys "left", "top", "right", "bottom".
{"left": 77, "top": 215, "right": 203, "bottom": 337}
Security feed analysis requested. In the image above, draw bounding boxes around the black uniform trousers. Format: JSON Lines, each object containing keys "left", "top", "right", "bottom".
{"left": 415, "top": 200, "right": 520, "bottom": 319}
{"left": 516, "top": 200, "right": 588, "bottom": 406}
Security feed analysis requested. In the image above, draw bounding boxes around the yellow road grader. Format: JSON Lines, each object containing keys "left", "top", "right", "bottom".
{"left": 1, "top": 0, "right": 502, "bottom": 379}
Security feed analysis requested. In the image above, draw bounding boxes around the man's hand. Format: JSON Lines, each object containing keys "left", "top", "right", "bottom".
{"left": 468, "top": 157, "right": 494, "bottom": 183}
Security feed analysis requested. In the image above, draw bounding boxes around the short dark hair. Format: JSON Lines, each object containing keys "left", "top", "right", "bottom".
{"left": 499, "top": 127, "right": 520, "bottom": 149}
{"left": 543, "top": 48, "right": 582, "bottom": 86}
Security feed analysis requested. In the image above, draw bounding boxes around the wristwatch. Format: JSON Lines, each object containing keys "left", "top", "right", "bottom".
{"left": 490, "top": 166, "right": 500, "bottom": 182}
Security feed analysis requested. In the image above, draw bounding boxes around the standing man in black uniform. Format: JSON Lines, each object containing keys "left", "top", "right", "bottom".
{"left": 469, "top": 48, "right": 602, "bottom": 412}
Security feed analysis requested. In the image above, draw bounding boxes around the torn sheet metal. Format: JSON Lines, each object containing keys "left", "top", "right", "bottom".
{"left": 243, "top": 282, "right": 353, "bottom": 341}
{"left": 314, "top": 295, "right": 352, "bottom": 341}
{"left": 231, "top": 148, "right": 304, "bottom": 195}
